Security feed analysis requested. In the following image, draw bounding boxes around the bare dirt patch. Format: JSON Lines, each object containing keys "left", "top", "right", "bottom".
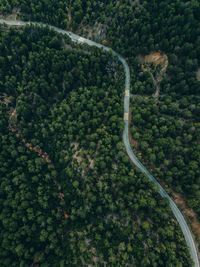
{"left": 0, "top": 93, "right": 11, "bottom": 106}
{"left": 0, "top": 8, "right": 20, "bottom": 21}
{"left": 140, "top": 52, "right": 168, "bottom": 70}
{"left": 71, "top": 142, "right": 95, "bottom": 171}
{"left": 88, "top": 156, "right": 94, "bottom": 169}
{"left": 196, "top": 68, "right": 200, "bottom": 81}
{"left": 72, "top": 145, "right": 83, "bottom": 164}
{"left": 138, "top": 52, "right": 168, "bottom": 100}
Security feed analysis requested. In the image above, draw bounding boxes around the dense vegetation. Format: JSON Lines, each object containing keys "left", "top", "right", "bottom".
{"left": 0, "top": 25, "right": 193, "bottom": 266}
{"left": 130, "top": 95, "right": 200, "bottom": 215}
{"left": 0, "top": 0, "right": 200, "bottom": 265}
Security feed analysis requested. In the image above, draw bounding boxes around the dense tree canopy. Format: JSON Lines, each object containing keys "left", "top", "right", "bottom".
{"left": 0, "top": 0, "right": 200, "bottom": 265}
{"left": 130, "top": 94, "right": 200, "bottom": 216}
{"left": 0, "top": 24, "right": 193, "bottom": 266}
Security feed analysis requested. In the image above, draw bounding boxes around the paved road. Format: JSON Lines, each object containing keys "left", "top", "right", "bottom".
{"left": 0, "top": 18, "right": 199, "bottom": 267}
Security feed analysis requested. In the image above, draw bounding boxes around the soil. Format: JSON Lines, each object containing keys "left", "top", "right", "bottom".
{"left": 0, "top": 8, "right": 20, "bottom": 21}
{"left": 0, "top": 93, "right": 10, "bottom": 106}
{"left": 88, "top": 157, "right": 94, "bottom": 169}
{"left": 11, "top": 129, "right": 52, "bottom": 164}
{"left": 72, "top": 142, "right": 94, "bottom": 169}
{"left": 173, "top": 192, "right": 200, "bottom": 237}
{"left": 138, "top": 52, "right": 168, "bottom": 100}
{"left": 142, "top": 52, "right": 168, "bottom": 69}
{"left": 72, "top": 147, "right": 83, "bottom": 164}
{"left": 11, "top": 108, "right": 17, "bottom": 119}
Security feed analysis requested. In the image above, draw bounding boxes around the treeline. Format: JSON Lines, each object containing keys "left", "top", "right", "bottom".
{"left": 0, "top": 25, "right": 193, "bottom": 266}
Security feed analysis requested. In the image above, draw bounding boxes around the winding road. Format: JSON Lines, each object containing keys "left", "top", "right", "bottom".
{"left": 0, "top": 18, "right": 199, "bottom": 267}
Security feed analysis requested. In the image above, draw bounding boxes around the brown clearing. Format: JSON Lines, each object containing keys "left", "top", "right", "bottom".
{"left": 11, "top": 108, "right": 17, "bottom": 119}
{"left": 140, "top": 52, "right": 168, "bottom": 70}
{"left": 0, "top": 93, "right": 10, "bottom": 106}
{"left": 72, "top": 142, "right": 94, "bottom": 169}
{"left": 138, "top": 52, "right": 168, "bottom": 100}
{"left": 88, "top": 157, "right": 94, "bottom": 169}
{"left": 0, "top": 8, "right": 20, "bottom": 21}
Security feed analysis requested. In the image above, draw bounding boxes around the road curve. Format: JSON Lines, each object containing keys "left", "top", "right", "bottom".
{"left": 0, "top": 18, "right": 199, "bottom": 267}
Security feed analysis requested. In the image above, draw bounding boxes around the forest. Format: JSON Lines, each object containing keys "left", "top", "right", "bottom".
{"left": 130, "top": 95, "right": 200, "bottom": 213}
{"left": 0, "top": 0, "right": 200, "bottom": 266}
{"left": 0, "top": 23, "right": 193, "bottom": 266}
